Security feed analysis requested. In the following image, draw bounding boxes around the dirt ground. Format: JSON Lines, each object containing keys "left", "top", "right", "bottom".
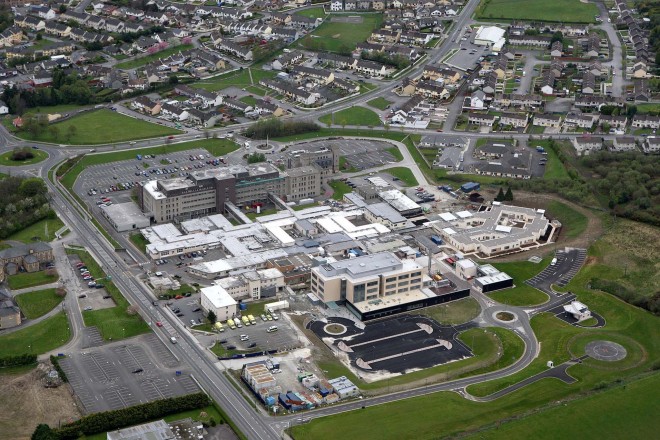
{"left": 0, "top": 365, "right": 81, "bottom": 439}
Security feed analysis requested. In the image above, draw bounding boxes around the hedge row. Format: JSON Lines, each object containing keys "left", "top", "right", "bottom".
{"left": 49, "top": 355, "right": 68, "bottom": 383}
{"left": 0, "top": 354, "right": 37, "bottom": 368}
{"left": 53, "top": 393, "right": 210, "bottom": 439}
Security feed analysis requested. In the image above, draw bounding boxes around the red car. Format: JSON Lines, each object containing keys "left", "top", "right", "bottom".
{"left": 168, "top": 135, "right": 175, "bottom": 140}
{"left": 156, "top": 321, "right": 163, "bottom": 327}
{"left": 175, "top": 295, "right": 184, "bottom": 299}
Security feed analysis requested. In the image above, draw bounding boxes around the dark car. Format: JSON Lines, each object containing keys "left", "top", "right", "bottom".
{"left": 226, "top": 345, "right": 236, "bottom": 350}
{"left": 219, "top": 339, "right": 228, "bottom": 344}
{"left": 192, "top": 307, "right": 201, "bottom": 312}
{"left": 102, "top": 295, "right": 111, "bottom": 299}
{"left": 132, "top": 368, "right": 143, "bottom": 374}
{"left": 176, "top": 312, "right": 184, "bottom": 317}
{"left": 78, "top": 294, "right": 87, "bottom": 298}
{"left": 248, "top": 342, "right": 257, "bottom": 348}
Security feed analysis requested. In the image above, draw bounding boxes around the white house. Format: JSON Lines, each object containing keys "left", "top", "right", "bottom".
{"left": 0, "top": 100, "right": 8, "bottom": 115}
{"left": 563, "top": 301, "right": 591, "bottom": 321}
{"left": 200, "top": 285, "right": 238, "bottom": 322}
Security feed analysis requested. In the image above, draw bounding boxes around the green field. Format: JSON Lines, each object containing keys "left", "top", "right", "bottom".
{"left": 14, "top": 288, "right": 63, "bottom": 319}
{"left": 295, "top": 7, "right": 326, "bottom": 19}
{"left": 319, "top": 106, "right": 382, "bottom": 127}
{"left": 488, "top": 258, "right": 551, "bottom": 306}
{"left": 381, "top": 167, "right": 418, "bottom": 186}
{"left": 15, "top": 110, "right": 181, "bottom": 145}
{"left": 634, "top": 103, "right": 660, "bottom": 114}
{"left": 0, "top": 149, "right": 49, "bottom": 166}
{"left": 545, "top": 200, "right": 588, "bottom": 239}
{"left": 476, "top": 0, "right": 598, "bottom": 23}
{"left": 366, "top": 97, "right": 392, "bottom": 110}
{"left": 59, "top": 138, "right": 239, "bottom": 190}
{"left": 193, "top": 68, "right": 277, "bottom": 93}
{"left": 298, "top": 13, "right": 382, "bottom": 53}
{"left": 534, "top": 140, "right": 571, "bottom": 180}
{"left": 115, "top": 44, "right": 194, "bottom": 69}
{"left": 240, "top": 95, "right": 257, "bottom": 106}
{"left": 129, "top": 233, "right": 149, "bottom": 254}
{"left": 7, "top": 217, "right": 65, "bottom": 243}
{"left": 7, "top": 271, "right": 59, "bottom": 290}
{"left": 0, "top": 312, "right": 70, "bottom": 357}
{"left": 414, "top": 297, "right": 481, "bottom": 325}
{"left": 329, "top": 180, "right": 353, "bottom": 200}
{"left": 470, "top": 374, "right": 660, "bottom": 439}
{"left": 69, "top": 249, "right": 150, "bottom": 340}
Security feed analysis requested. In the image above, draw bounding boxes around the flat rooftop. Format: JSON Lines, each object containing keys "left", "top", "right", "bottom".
{"left": 351, "top": 288, "right": 435, "bottom": 313}
{"left": 316, "top": 252, "right": 421, "bottom": 281}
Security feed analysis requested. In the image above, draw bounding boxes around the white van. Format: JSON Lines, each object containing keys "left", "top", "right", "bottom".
{"left": 240, "top": 334, "right": 249, "bottom": 341}
{"left": 551, "top": 257, "right": 558, "bottom": 266}
{"left": 267, "top": 326, "right": 278, "bottom": 333}
{"left": 170, "top": 337, "right": 177, "bottom": 344}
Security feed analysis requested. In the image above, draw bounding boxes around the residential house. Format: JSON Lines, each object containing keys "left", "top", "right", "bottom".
{"left": 290, "top": 65, "right": 334, "bottom": 85}
{"left": 254, "top": 99, "right": 284, "bottom": 117}
{"left": 370, "top": 29, "right": 400, "bottom": 44}
{"left": 508, "top": 35, "right": 551, "bottom": 48}
{"left": 550, "top": 41, "right": 563, "bottom": 57}
{"left": 533, "top": 113, "right": 562, "bottom": 128}
{"left": 0, "top": 242, "right": 53, "bottom": 275}
{"left": 468, "top": 113, "right": 496, "bottom": 126}
{"left": 565, "top": 112, "right": 597, "bottom": 129}
{"left": 355, "top": 59, "right": 395, "bottom": 77}
{"left": 132, "top": 96, "right": 161, "bottom": 115}
{"left": 14, "top": 15, "right": 45, "bottom": 31}
{"left": 224, "top": 98, "right": 252, "bottom": 114}
{"left": 318, "top": 53, "right": 356, "bottom": 69}
{"left": 540, "top": 71, "right": 556, "bottom": 95}
{"left": 631, "top": 114, "right": 660, "bottom": 130}
{"left": 499, "top": 112, "right": 528, "bottom": 128}
{"left": 643, "top": 137, "right": 660, "bottom": 153}
{"left": 599, "top": 115, "right": 627, "bottom": 130}
{"left": 573, "top": 136, "right": 602, "bottom": 155}
{"left": 423, "top": 64, "right": 461, "bottom": 83}
{"left": 470, "top": 90, "right": 486, "bottom": 109}
{"left": 44, "top": 22, "right": 71, "bottom": 38}
{"left": 611, "top": 137, "right": 637, "bottom": 152}
{"left": 217, "top": 40, "right": 253, "bottom": 61}
{"left": 581, "top": 72, "right": 596, "bottom": 95}
{"left": 482, "top": 72, "right": 498, "bottom": 95}
{"left": 160, "top": 102, "right": 189, "bottom": 121}
{"left": 0, "top": 27, "right": 22, "bottom": 47}
{"left": 415, "top": 80, "right": 449, "bottom": 99}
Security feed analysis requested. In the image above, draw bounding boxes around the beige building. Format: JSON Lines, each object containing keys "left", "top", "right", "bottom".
{"left": 200, "top": 285, "right": 238, "bottom": 322}
{"left": 214, "top": 268, "right": 285, "bottom": 301}
{"left": 311, "top": 252, "right": 423, "bottom": 306}
{"left": 284, "top": 166, "right": 321, "bottom": 202}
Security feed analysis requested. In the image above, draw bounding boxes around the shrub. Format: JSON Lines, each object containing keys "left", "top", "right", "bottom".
{"left": 0, "top": 353, "right": 37, "bottom": 368}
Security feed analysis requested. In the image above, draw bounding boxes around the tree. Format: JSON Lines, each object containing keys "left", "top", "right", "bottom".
{"left": 35, "top": 32, "right": 43, "bottom": 41}
{"left": 504, "top": 186, "right": 514, "bottom": 201}
{"left": 19, "top": 178, "right": 46, "bottom": 197}
{"left": 168, "top": 75, "right": 179, "bottom": 85}
{"left": 207, "top": 310, "right": 217, "bottom": 325}
{"left": 550, "top": 31, "right": 563, "bottom": 44}
{"left": 66, "top": 124, "right": 77, "bottom": 141}
{"left": 495, "top": 187, "right": 505, "bottom": 201}
{"left": 48, "top": 125, "right": 60, "bottom": 141}
{"left": 31, "top": 424, "right": 57, "bottom": 440}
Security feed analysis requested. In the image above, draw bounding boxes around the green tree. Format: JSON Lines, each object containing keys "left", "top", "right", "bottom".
{"left": 169, "top": 75, "right": 179, "bottom": 85}
{"left": 66, "top": 124, "right": 77, "bottom": 141}
{"left": 31, "top": 424, "right": 57, "bottom": 440}
{"left": 48, "top": 125, "right": 60, "bottom": 141}
{"left": 19, "top": 178, "right": 47, "bottom": 197}
{"left": 504, "top": 186, "right": 514, "bottom": 201}
{"left": 495, "top": 187, "right": 505, "bottom": 201}
{"left": 35, "top": 32, "right": 43, "bottom": 41}
{"left": 207, "top": 310, "right": 217, "bottom": 325}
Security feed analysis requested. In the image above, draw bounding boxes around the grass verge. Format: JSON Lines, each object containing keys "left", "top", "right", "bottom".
{"left": 7, "top": 271, "right": 59, "bottom": 290}
{"left": 545, "top": 200, "right": 588, "bottom": 239}
{"left": 7, "top": 217, "right": 65, "bottom": 243}
{"left": 0, "top": 149, "right": 49, "bottom": 166}
{"left": 0, "top": 312, "right": 70, "bottom": 357}
{"left": 319, "top": 106, "right": 382, "bottom": 127}
{"left": 14, "top": 288, "right": 64, "bottom": 319}
{"left": 381, "top": 167, "right": 418, "bottom": 186}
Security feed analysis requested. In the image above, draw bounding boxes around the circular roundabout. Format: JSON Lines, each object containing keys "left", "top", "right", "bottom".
{"left": 323, "top": 323, "right": 348, "bottom": 336}
{"left": 585, "top": 340, "right": 628, "bottom": 362}
{"left": 493, "top": 311, "right": 517, "bottom": 323}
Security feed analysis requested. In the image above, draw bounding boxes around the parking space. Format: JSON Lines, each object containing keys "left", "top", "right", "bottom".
{"left": 163, "top": 293, "right": 205, "bottom": 328}
{"left": 310, "top": 315, "right": 472, "bottom": 374}
{"left": 212, "top": 315, "right": 300, "bottom": 354}
{"left": 58, "top": 334, "right": 197, "bottom": 414}
{"left": 75, "top": 148, "right": 229, "bottom": 212}
{"left": 526, "top": 249, "right": 587, "bottom": 290}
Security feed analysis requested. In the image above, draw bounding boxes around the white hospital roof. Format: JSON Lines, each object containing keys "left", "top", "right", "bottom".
{"left": 201, "top": 285, "right": 237, "bottom": 309}
{"left": 456, "top": 211, "right": 472, "bottom": 219}
{"left": 495, "top": 225, "right": 512, "bottom": 233}
{"left": 443, "top": 227, "right": 457, "bottom": 235}
{"left": 439, "top": 212, "right": 457, "bottom": 221}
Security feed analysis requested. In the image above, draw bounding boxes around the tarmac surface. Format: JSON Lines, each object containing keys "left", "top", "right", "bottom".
{"left": 585, "top": 340, "right": 627, "bottom": 362}
{"left": 59, "top": 333, "right": 198, "bottom": 414}
{"left": 312, "top": 315, "right": 472, "bottom": 374}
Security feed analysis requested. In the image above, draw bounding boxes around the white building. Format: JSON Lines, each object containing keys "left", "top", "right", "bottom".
{"left": 200, "top": 285, "right": 238, "bottom": 322}
{"left": 474, "top": 26, "right": 506, "bottom": 52}
{"left": 563, "top": 301, "right": 591, "bottom": 321}
{"left": 214, "top": 268, "right": 285, "bottom": 301}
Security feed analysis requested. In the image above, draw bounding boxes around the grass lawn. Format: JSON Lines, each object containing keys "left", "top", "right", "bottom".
{"left": 14, "top": 110, "right": 181, "bottom": 145}
{"left": 381, "top": 167, "right": 418, "bottom": 186}
{"left": 329, "top": 180, "right": 352, "bottom": 200}
{"left": 7, "top": 271, "right": 59, "bottom": 290}
{"left": 319, "top": 106, "right": 382, "bottom": 127}
{"left": 366, "top": 97, "right": 392, "bottom": 110}
{"left": 414, "top": 297, "right": 481, "bottom": 325}
{"left": 7, "top": 218, "right": 65, "bottom": 243}
{"left": 338, "top": 156, "right": 359, "bottom": 172}
{"left": 245, "top": 208, "right": 278, "bottom": 220}
{"left": 545, "top": 200, "right": 588, "bottom": 239}
{"left": 60, "top": 138, "right": 239, "bottom": 190}
{"left": 298, "top": 13, "right": 382, "bottom": 53}
{"left": 476, "top": 0, "right": 598, "bottom": 23}
{"left": 487, "top": 257, "right": 552, "bottom": 306}
{"left": 386, "top": 146, "right": 403, "bottom": 161}
{"left": 0, "top": 149, "right": 49, "bottom": 166}
{"left": 239, "top": 95, "right": 257, "bottom": 106}
{"left": 129, "top": 233, "right": 149, "bottom": 253}
{"left": 470, "top": 374, "right": 660, "bottom": 440}
{"left": 115, "top": 44, "right": 194, "bottom": 69}
{"left": 14, "top": 288, "right": 63, "bottom": 319}
{"left": 635, "top": 103, "right": 660, "bottom": 114}
{"left": 68, "top": 249, "right": 150, "bottom": 341}
{"left": 539, "top": 141, "right": 571, "bottom": 180}
{"left": 0, "top": 312, "right": 70, "bottom": 357}
{"left": 24, "top": 104, "right": 84, "bottom": 116}
{"left": 163, "top": 284, "right": 196, "bottom": 299}
{"left": 295, "top": 7, "right": 326, "bottom": 18}
{"left": 193, "top": 68, "right": 277, "bottom": 93}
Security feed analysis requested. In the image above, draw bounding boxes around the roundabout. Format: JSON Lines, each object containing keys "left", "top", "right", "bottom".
{"left": 493, "top": 311, "right": 517, "bottom": 323}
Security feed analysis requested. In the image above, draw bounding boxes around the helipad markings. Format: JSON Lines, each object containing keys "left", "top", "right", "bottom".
{"left": 359, "top": 339, "right": 449, "bottom": 368}
{"left": 349, "top": 326, "right": 431, "bottom": 348}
